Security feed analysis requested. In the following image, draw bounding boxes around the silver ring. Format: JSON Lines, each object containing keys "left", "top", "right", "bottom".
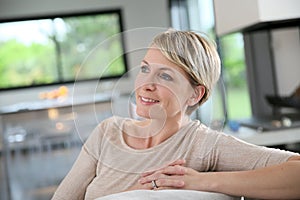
{"left": 151, "top": 180, "right": 158, "bottom": 189}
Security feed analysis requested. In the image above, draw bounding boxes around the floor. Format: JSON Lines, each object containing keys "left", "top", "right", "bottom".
{"left": 1, "top": 152, "right": 9, "bottom": 200}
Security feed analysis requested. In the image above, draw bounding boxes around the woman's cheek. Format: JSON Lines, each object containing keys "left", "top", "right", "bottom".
{"left": 134, "top": 76, "right": 143, "bottom": 90}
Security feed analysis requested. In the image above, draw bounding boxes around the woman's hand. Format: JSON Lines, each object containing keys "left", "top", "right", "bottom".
{"left": 126, "top": 159, "right": 188, "bottom": 191}
{"left": 126, "top": 179, "right": 153, "bottom": 191}
{"left": 138, "top": 159, "right": 204, "bottom": 191}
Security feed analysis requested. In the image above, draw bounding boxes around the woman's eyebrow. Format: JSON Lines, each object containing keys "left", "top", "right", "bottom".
{"left": 159, "top": 67, "right": 175, "bottom": 73}
{"left": 142, "top": 59, "right": 149, "bottom": 65}
{"left": 142, "top": 60, "right": 177, "bottom": 73}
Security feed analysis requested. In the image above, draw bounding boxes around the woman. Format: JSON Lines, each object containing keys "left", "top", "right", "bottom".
{"left": 52, "top": 30, "right": 300, "bottom": 200}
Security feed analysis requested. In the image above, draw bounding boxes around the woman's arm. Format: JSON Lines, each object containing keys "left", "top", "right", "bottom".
{"left": 52, "top": 124, "right": 102, "bottom": 200}
{"left": 139, "top": 156, "right": 300, "bottom": 199}
{"left": 206, "top": 156, "right": 300, "bottom": 199}
{"left": 51, "top": 147, "right": 98, "bottom": 200}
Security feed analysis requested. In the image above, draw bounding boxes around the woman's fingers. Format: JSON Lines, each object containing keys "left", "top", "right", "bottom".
{"left": 141, "top": 159, "right": 186, "bottom": 177}
{"left": 139, "top": 166, "right": 186, "bottom": 184}
{"left": 139, "top": 171, "right": 164, "bottom": 183}
{"left": 138, "top": 166, "right": 201, "bottom": 191}
{"left": 155, "top": 178, "right": 185, "bottom": 188}
{"left": 161, "top": 165, "right": 187, "bottom": 175}
{"left": 168, "top": 159, "right": 186, "bottom": 166}
{"left": 142, "top": 178, "right": 185, "bottom": 190}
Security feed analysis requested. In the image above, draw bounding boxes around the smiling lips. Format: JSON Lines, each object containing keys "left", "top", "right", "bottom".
{"left": 139, "top": 96, "right": 160, "bottom": 104}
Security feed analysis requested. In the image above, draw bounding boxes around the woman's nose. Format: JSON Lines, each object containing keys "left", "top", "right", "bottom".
{"left": 143, "top": 82, "right": 156, "bottom": 91}
{"left": 136, "top": 72, "right": 157, "bottom": 91}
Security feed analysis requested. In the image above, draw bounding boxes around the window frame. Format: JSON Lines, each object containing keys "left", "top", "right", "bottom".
{"left": 0, "top": 8, "right": 128, "bottom": 91}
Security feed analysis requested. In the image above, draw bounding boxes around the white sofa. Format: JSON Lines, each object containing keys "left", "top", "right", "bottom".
{"left": 96, "top": 189, "right": 241, "bottom": 200}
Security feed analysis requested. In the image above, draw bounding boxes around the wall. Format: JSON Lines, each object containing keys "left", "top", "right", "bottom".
{"left": 0, "top": 0, "right": 170, "bottom": 107}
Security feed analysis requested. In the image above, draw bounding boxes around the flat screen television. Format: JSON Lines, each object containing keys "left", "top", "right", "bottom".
{"left": 0, "top": 9, "right": 127, "bottom": 90}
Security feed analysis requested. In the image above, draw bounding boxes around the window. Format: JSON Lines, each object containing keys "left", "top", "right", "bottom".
{"left": 170, "top": 0, "right": 251, "bottom": 122}
{"left": 219, "top": 33, "right": 251, "bottom": 119}
{"left": 0, "top": 9, "right": 127, "bottom": 90}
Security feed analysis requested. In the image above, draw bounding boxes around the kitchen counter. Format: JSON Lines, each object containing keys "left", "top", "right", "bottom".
{"left": 0, "top": 93, "right": 111, "bottom": 115}
{"left": 226, "top": 126, "right": 300, "bottom": 147}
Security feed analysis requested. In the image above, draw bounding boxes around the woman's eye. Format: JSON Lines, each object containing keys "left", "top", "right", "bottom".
{"left": 160, "top": 73, "right": 173, "bottom": 81}
{"left": 140, "top": 65, "right": 150, "bottom": 73}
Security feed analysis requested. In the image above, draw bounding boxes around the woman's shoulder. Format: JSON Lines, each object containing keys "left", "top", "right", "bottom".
{"left": 96, "top": 115, "right": 127, "bottom": 129}
{"left": 189, "top": 120, "right": 221, "bottom": 134}
{"left": 86, "top": 116, "right": 127, "bottom": 143}
{"left": 188, "top": 119, "right": 230, "bottom": 143}
{"left": 95, "top": 116, "right": 140, "bottom": 139}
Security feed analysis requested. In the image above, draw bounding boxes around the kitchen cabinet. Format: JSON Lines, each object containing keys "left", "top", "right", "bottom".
{"left": 213, "top": 0, "right": 300, "bottom": 119}
{"left": 213, "top": 0, "right": 300, "bottom": 36}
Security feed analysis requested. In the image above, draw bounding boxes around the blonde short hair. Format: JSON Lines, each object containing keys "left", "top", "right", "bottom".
{"left": 151, "top": 29, "right": 221, "bottom": 114}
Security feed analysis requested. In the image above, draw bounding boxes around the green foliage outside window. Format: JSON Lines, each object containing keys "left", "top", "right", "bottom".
{"left": 0, "top": 11, "right": 126, "bottom": 90}
{"left": 220, "top": 33, "right": 247, "bottom": 88}
{"left": 0, "top": 40, "right": 57, "bottom": 88}
{"left": 220, "top": 33, "right": 251, "bottom": 119}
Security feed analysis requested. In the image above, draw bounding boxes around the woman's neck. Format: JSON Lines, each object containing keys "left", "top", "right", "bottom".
{"left": 123, "top": 114, "right": 191, "bottom": 149}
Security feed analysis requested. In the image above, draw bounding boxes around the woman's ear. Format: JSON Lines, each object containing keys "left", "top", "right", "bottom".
{"left": 187, "top": 85, "right": 206, "bottom": 106}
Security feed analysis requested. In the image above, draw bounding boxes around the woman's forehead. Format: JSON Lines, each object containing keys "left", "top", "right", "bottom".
{"left": 143, "top": 48, "right": 173, "bottom": 64}
{"left": 143, "top": 48, "right": 190, "bottom": 80}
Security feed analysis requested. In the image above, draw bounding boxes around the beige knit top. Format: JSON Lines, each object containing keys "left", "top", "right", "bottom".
{"left": 52, "top": 116, "right": 297, "bottom": 200}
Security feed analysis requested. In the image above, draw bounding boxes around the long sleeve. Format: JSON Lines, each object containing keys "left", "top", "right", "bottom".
{"left": 52, "top": 123, "right": 104, "bottom": 200}
{"left": 210, "top": 132, "right": 298, "bottom": 171}
{"left": 51, "top": 146, "right": 98, "bottom": 200}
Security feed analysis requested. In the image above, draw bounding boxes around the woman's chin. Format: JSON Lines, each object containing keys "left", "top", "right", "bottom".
{"left": 135, "top": 110, "right": 150, "bottom": 119}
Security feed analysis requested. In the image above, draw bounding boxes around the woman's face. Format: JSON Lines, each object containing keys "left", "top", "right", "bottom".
{"left": 135, "top": 47, "right": 196, "bottom": 120}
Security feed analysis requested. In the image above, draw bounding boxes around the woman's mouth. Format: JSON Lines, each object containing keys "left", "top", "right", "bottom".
{"left": 140, "top": 96, "right": 160, "bottom": 104}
